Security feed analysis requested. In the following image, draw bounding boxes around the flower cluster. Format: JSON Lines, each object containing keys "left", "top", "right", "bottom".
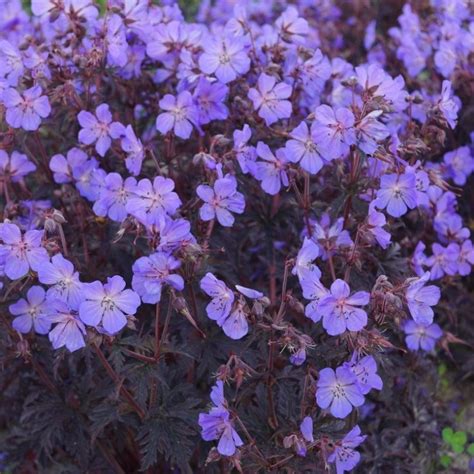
{"left": 0, "top": 0, "right": 472, "bottom": 472}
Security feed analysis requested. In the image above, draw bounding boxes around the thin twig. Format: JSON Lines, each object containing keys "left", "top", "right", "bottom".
{"left": 154, "top": 302, "right": 161, "bottom": 359}
{"left": 93, "top": 343, "right": 145, "bottom": 420}
{"left": 156, "top": 300, "right": 173, "bottom": 361}
{"left": 235, "top": 415, "right": 268, "bottom": 466}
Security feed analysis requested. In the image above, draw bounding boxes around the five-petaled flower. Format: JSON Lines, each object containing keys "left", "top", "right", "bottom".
{"left": 198, "top": 381, "right": 244, "bottom": 456}
{"left": 77, "top": 103, "right": 124, "bottom": 157}
{"left": 0, "top": 223, "right": 49, "bottom": 280}
{"left": 0, "top": 150, "right": 36, "bottom": 182}
{"left": 318, "top": 280, "right": 370, "bottom": 336}
{"left": 248, "top": 73, "right": 292, "bottom": 126}
{"left": 404, "top": 320, "right": 442, "bottom": 352}
{"left": 312, "top": 105, "right": 356, "bottom": 161}
{"left": 3, "top": 85, "right": 51, "bottom": 131}
{"left": 37, "top": 253, "right": 83, "bottom": 310}
{"left": 405, "top": 271, "right": 440, "bottom": 325}
{"left": 156, "top": 91, "right": 199, "bottom": 139}
{"left": 132, "top": 252, "right": 184, "bottom": 304}
{"left": 375, "top": 172, "right": 418, "bottom": 218}
{"left": 328, "top": 425, "right": 367, "bottom": 474}
{"left": 126, "top": 176, "right": 181, "bottom": 227}
{"left": 199, "top": 35, "right": 250, "bottom": 84}
{"left": 200, "top": 273, "right": 249, "bottom": 339}
{"left": 48, "top": 301, "right": 87, "bottom": 353}
{"left": 9, "top": 285, "right": 52, "bottom": 335}
{"left": 196, "top": 174, "right": 245, "bottom": 227}
{"left": 254, "top": 142, "right": 290, "bottom": 195}
{"left": 79, "top": 275, "right": 141, "bottom": 334}
{"left": 316, "top": 366, "right": 365, "bottom": 418}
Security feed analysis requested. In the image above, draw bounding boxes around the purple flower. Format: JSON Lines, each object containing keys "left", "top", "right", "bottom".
{"left": 426, "top": 243, "right": 459, "bottom": 279}
{"left": 276, "top": 6, "right": 309, "bottom": 44}
{"left": 434, "top": 80, "right": 460, "bottom": 129}
{"left": 412, "top": 241, "right": 428, "bottom": 276}
{"left": 435, "top": 214, "right": 469, "bottom": 245}
{"left": 156, "top": 91, "right": 198, "bottom": 139}
{"left": 37, "top": 254, "right": 83, "bottom": 310}
{"left": 121, "top": 125, "right": 145, "bottom": 176}
{"left": 221, "top": 304, "right": 249, "bottom": 340}
{"left": 198, "top": 381, "right": 244, "bottom": 456}
{"left": 48, "top": 301, "right": 86, "bottom": 353}
{"left": 3, "top": 85, "right": 51, "bottom": 131}
{"left": 155, "top": 217, "right": 196, "bottom": 254}
{"left": 328, "top": 425, "right": 366, "bottom": 474}
{"left": 367, "top": 208, "right": 391, "bottom": 249}
{"left": 200, "top": 273, "right": 234, "bottom": 325}
{"left": 293, "top": 237, "right": 321, "bottom": 281}
{"left": 300, "top": 271, "right": 328, "bottom": 322}
{"left": 316, "top": 367, "right": 365, "bottom": 418}
{"left": 16, "top": 199, "right": 51, "bottom": 230}
{"left": 443, "top": 146, "right": 474, "bottom": 186}
{"left": 0, "top": 150, "right": 36, "bottom": 182}
{"left": 193, "top": 77, "right": 229, "bottom": 124}
{"left": 233, "top": 124, "right": 257, "bottom": 175}
{"left": 254, "top": 142, "right": 289, "bottom": 195}
{"left": 343, "top": 353, "right": 383, "bottom": 395}
{"left": 286, "top": 121, "right": 323, "bottom": 174}
{"left": 300, "top": 49, "right": 331, "bottom": 91}
{"left": 457, "top": 240, "right": 474, "bottom": 276}
{"left": 106, "top": 14, "right": 128, "bottom": 68}
{"left": 404, "top": 320, "right": 442, "bottom": 352}
{"left": 198, "top": 35, "right": 250, "bottom": 84}
{"left": 312, "top": 105, "right": 356, "bottom": 161}
{"left": 248, "top": 73, "right": 292, "bottom": 126}
{"left": 72, "top": 158, "right": 103, "bottom": 201}
{"left": 434, "top": 42, "right": 456, "bottom": 78}
{"left": 305, "top": 214, "right": 353, "bottom": 260}
{"left": 9, "top": 285, "right": 52, "bottom": 335}
{"left": 355, "top": 110, "right": 389, "bottom": 154}
{"left": 0, "top": 40, "right": 24, "bottom": 85}
{"left": 375, "top": 173, "right": 417, "bottom": 218}
{"left": 235, "top": 285, "right": 263, "bottom": 299}
{"left": 79, "top": 276, "right": 141, "bottom": 334}
{"left": 77, "top": 104, "right": 124, "bottom": 157}
{"left": 126, "top": 177, "right": 181, "bottom": 227}
{"left": 0, "top": 223, "right": 49, "bottom": 280}
{"left": 355, "top": 63, "right": 408, "bottom": 111}
{"left": 132, "top": 252, "right": 184, "bottom": 304}
{"left": 93, "top": 173, "right": 137, "bottom": 223}
{"left": 405, "top": 272, "right": 440, "bottom": 325}
{"left": 289, "top": 347, "right": 307, "bottom": 366}
{"left": 295, "top": 416, "right": 313, "bottom": 456}
{"left": 49, "top": 147, "right": 89, "bottom": 184}
{"left": 200, "top": 273, "right": 248, "bottom": 339}
{"left": 197, "top": 175, "right": 245, "bottom": 227}
{"left": 32, "top": 0, "right": 98, "bottom": 20}
{"left": 318, "top": 280, "right": 370, "bottom": 336}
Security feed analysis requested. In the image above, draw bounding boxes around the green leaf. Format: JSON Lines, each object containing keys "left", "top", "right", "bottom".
{"left": 452, "top": 431, "right": 467, "bottom": 447}
{"left": 452, "top": 443, "right": 464, "bottom": 453}
{"left": 467, "top": 443, "right": 474, "bottom": 456}
{"left": 442, "top": 427, "right": 454, "bottom": 443}
{"left": 438, "top": 363, "right": 447, "bottom": 376}
{"left": 440, "top": 455, "right": 452, "bottom": 468}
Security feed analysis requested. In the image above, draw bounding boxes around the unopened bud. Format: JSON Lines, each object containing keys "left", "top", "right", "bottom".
{"left": 212, "top": 134, "right": 232, "bottom": 147}
{"left": 126, "top": 315, "right": 137, "bottom": 331}
{"left": 173, "top": 296, "right": 191, "bottom": 318}
{"left": 193, "top": 151, "right": 216, "bottom": 170}
{"left": 16, "top": 339, "right": 30, "bottom": 358}
{"left": 44, "top": 209, "right": 66, "bottom": 233}
{"left": 205, "top": 447, "right": 220, "bottom": 465}
{"left": 44, "top": 217, "right": 58, "bottom": 233}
